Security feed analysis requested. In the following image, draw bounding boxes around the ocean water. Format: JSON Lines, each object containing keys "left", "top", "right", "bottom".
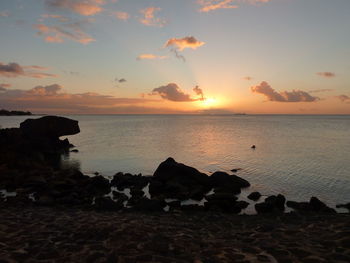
{"left": 1, "top": 114, "right": 350, "bottom": 207}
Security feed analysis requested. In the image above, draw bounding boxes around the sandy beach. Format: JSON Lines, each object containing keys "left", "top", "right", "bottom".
{"left": 0, "top": 204, "right": 349, "bottom": 263}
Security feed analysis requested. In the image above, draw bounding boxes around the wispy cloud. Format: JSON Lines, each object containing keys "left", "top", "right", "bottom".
{"left": 197, "top": 0, "right": 238, "bottom": 13}
{"left": 111, "top": 11, "right": 130, "bottom": 21}
{"left": 34, "top": 20, "right": 95, "bottom": 44}
{"left": 139, "top": 7, "right": 166, "bottom": 27}
{"left": 45, "top": 0, "right": 105, "bottom": 16}
{"left": 137, "top": 54, "right": 168, "bottom": 60}
{"left": 0, "top": 62, "right": 57, "bottom": 78}
{"left": 0, "top": 84, "right": 159, "bottom": 113}
{"left": 150, "top": 83, "right": 206, "bottom": 102}
{"left": 0, "top": 11, "right": 10, "bottom": 17}
{"left": 317, "top": 72, "right": 336, "bottom": 78}
{"left": 308, "top": 89, "right": 333, "bottom": 93}
{"left": 336, "top": 95, "right": 350, "bottom": 104}
{"left": 40, "top": 14, "right": 69, "bottom": 22}
{"left": 251, "top": 81, "right": 319, "bottom": 102}
{"left": 243, "top": 76, "right": 253, "bottom": 81}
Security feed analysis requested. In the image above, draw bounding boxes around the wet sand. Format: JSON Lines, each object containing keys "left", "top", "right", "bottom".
{"left": 0, "top": 206, "right": 349, "bottom": 263}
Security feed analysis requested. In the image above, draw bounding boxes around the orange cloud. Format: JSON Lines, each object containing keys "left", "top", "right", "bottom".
{"left": 0, "top": 84, "right": 159, "bottom": 113}
{"left": 165, "top": 36, "right": 205, "bottom": 51}
{"left": 0, "top": 11, "right": 10, "bottom": 17}
{"left": 243, "top": 76, "right": 253, "bottom": 81}
{"left": 112, "top": 11, "right": 130, "bottom": 21}
{"left": 197, "top": 0, "right": 238, "bottom": 13}
{"left": 251, "top": 81, "right": 319, "bottom": 102}
{"left": 0, "top": 62, "right": 57, "bottom": 78}
{"left": 139, "top": 7, "right": 166, "bottom": 27}
{"left": 45, "top": 0, "right": 105, "bottom": 16}
{"left": 317, "top": 72, "right": 336, "bottom": 78}
{"left": 34, "top": 21, "right": 95, "bottom": 44}
{"left": 137, "top": 54, "right": 168, "bottom": 60}
{"left": 336, "top": 95, "right": 350, "bottom": 103}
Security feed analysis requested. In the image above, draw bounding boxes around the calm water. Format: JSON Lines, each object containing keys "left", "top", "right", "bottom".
{"left": 1, "top": 115, "right": 350, "bottom": 207}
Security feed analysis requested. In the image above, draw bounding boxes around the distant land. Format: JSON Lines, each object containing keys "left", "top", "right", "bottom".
{"left": 0, "top": 109, "right": 32, "bottom": 116}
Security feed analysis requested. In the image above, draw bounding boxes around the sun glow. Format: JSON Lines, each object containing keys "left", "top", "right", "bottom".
{"left": 200, "top": 97, "right": 218, "bottom": 108}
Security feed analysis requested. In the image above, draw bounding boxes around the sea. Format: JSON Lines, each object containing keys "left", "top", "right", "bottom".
{"left": 1, "top": 114, "right": 349, "bottom": 208}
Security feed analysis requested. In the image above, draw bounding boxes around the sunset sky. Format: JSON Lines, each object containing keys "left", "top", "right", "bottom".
{"left": 0, "top": 0, "right": 349, "bottom": 114}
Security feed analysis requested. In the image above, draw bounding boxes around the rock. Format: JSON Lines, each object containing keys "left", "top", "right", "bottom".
{"left": 255, "top": 194, "right": 285, "bottom": 213}
{"left": 153, "top": 157, "right": 209, "bottom": 186}
{"left": 87, "top": 176, "right": 110, "bottom": 196}
{"left": 111, "top": 172, "right": 149, "bottom": 190}
{"left": 94, "top": 197, "right": 122, "bottom": 211}
{"left": 206, "top": 193, "right": 237, "bottom": 202}
{"left": 36, "top": 195, "right": 55, "bottom": 206}
{"left": 132, "top": 198, "right": 166, "bottom": 212}
{"left": 247, "top": 191, "right": 261, "bottom": 201}
{"left": 20, "top": 116, "right": 80, "bottom": 138}
{"left": 255, "top": 202, "right": 274, "bottom": 214}
{"left": 150, "top": 158, "right": 211, "bottom": 200}
{"left": 235, "top": 200, "right": 250, "bottom": 210}
{"left": 70, "top": 149, "right": 79, "bottom": 153}
{"left": 286, "top": 197, "right": 336, "bottom": 214}
{"left": 336, "top": 202, "right": 350, "bottom": 211}
{"left": 209, "top": 171, "right": 250, "bottom": 194}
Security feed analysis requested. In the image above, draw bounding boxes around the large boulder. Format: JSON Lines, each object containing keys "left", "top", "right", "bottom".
{"left": 153, "top": 157, "right": 209, "bottom": 186}
{"left": 150, "top": 158, "right": 211, "bottom": 200}
{"left": 20, "top": 116, "right": 80, "bottom": 138}
{"left": 286, "top": 197, "right": 336, "bottom": 214}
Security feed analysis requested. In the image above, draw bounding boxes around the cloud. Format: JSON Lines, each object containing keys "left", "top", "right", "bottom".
{"left": 137, "top": 54, "right": 168, "bottom": 60}
{"left": 114, "top": 78, "right": 126, "bottom": 83}
{"left": 0, "top": 84, "right": 158, "bottom": 113}
{"left": 40, "top": 14, "right": 69, "bottom": 22}
{"left": 251, "top": 81, "right": 319, "bottom": 102}
{"left": 197, "top": 0, "right": 238, "bottom": 13}
{"left": 165, "top": 36, "right": 205, "bottom": 51}
{"left": 193, "top": 86, "right": 205, "bottom": 101}
{"left": 308, "top": 89, "right": 333, "bottom": 93}
{"left": 243, "top": 76, "right": 253, "bottom": 81}
{"left": 0, "top": 62, "right": 57, "bottom": 78}
{"left": 34, "top": 20, "right": 95, "bottom": 44}
{"left": 336, "top": 95, "right": 350, "bottom": 103}
{"left": 139, "top": 7, "right": 166, "bottom": 27}
{"left": 317, "top": 72, "right": 336, "bottom": 78}
{"left": 151, "top": 83, "right": 193, "bottom": 102}
{"left": 45, "top": 0, "right": 105, "bottom": 16}
{"left": 112, "top": 11, "right": 130, "bottom": 21}
{"left": 0, "top": 83, "right": 12, "bottom": 90}
{"left": 150, "top": 83, "right": 206, "bottom": 102}
{"left": 0, "top": 11, "right": 10, "bottom": 17}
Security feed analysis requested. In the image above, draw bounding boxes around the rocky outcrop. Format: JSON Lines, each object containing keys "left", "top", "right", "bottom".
{"left": 0, "top": 116, "right": 80, "bottom": 168}
{"left": 287, "top": 197, "right": 336, "bottom": 214}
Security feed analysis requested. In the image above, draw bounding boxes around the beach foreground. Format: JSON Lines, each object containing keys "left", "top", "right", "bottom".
{"left": 0, "top": 205, "right": 349, "bottom": 263}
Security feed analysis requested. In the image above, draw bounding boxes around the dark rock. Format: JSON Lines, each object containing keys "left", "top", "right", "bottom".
{"left": 70, "top": 149, "right": 79, "bottom": 153}
{"left": 94, "top": 197, "right": 122, "bottom": 211}
{"left": 255, "top": 202, "right": 274, "bottom": 214}
{"left": 206, "top": 193, "right": 237, "bottom": 202}
{"left": 235, "top": 200, "right": 249, "bottom": 210}
{"left": 336, "top": 202, "right": 350, "bottom": 211}
{"left": 111, "top": 172, "right": 149, "bottom": 190}
{"left": 287, "top": 197, "right": 336, "bottom": 214}
{"left": 153, "top": 157, "right": 209, "bottom": 186}
{"left": 132, "top": 198, "right": 165, "bottom": 212}
{"left": 209, "top": 171, "right": 250, "bottom": 193}
{"left": 247, "top": 191, "right": 261, "bottom": 201}
{"left": 36, "top": 195, "right": 55, "bottom": 206}
{"left": 87, "top": 176, "right": 110, "bottom": 196}
{"left": 20, "top": 116, "right": 80, "bottom": 138}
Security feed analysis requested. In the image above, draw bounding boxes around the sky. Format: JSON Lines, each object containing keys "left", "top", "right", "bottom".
{"left": 0, "top": 0, "right": 349, "bottom": 114}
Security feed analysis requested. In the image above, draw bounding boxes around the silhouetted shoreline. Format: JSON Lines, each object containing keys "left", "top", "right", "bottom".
{"left": 0, "top": 109, "right": 32, "bottom": 116}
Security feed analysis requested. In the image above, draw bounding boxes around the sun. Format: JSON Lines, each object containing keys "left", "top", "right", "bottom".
{"left": 199, "top": 97, "right": 218, "bottom": 108}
